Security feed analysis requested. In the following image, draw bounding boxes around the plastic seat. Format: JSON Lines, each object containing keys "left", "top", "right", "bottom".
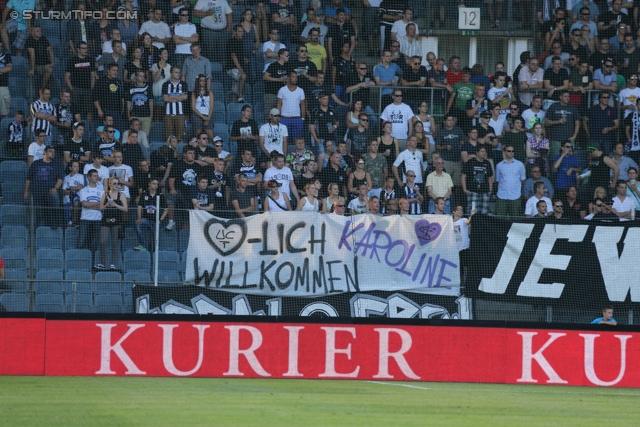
{"left": 156, "top": 271, "right": 182, "bottom": 286}
{"left": 121, "top": 228, "right": 139, "bottom": 253}
{"left": 9, "top": 97, "right": 29, "bottom": 120}
{"left": 157, "top": 229, "right": 177, "bottom": 251}
{"left": 35, "top": 293, "right": 66, "bottom": 312}
{"left": 0, "top": 160, "right": 27, "bottom": 185}
{"left": 0, "top": 204, "right": 27, "bottom": 226}
{"left": 1, "top": 181, "right": 25, "bottom": 204}
{"left": 156, "top": 250, "right": 181, "bottom": 275}
{"left": 0, "top": 225, "right": 28, "bottom": 249}
{"left": 124, "top": 271, "right": 151, "bottom": 285}
{"left": 65, "top": 270, "right": 93, "bottom": 294}
{"left": 214, "top": 101, "right": 226, "bottom": 124}
{"left": 5, "top": 268, "right": 28, "bottom": 292}
{"left": 0, "top": 247, "right": 28, "bottom": 270}
{"left": 65, "top": 249, "right": 93, "bottom": 273}
{"left": 36, "top": 249, "right": 64, "bottom": 272}
{"left": 66, "top": 293, "right": 94, "bottom": 313}
{"left": 211, "top": 81, "right": 224, "bottom": 100}
{"left": 64, "top": 226, "right": 80, "bottom": 250}
{"left": 179, "top": 228, "right": 190, "bottom": 253}
{"left": 213, "top": 122, "right": 229, "bottom": 142}
{"left": 94, "top": 271, "right": 123, "bottom": 286}
{"left": 124, "top": 249, "right": 150, "bottom": 274}
{"left": 0, "top": 292, "right": 29, "bottom": 311}
{"left": 36, "top": 226, "right": 64, "bottom": 249}
{"left": 95, "top": 294, "right": 123, "bottom": 313}
{"left": 35, "top": 271, "right": 64, "bottom": 294}
{"left": 148, "top": 122, "right": 164, "bottom": 143}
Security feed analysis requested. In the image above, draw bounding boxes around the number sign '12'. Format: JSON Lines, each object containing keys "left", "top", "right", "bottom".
{"left": 459, "top": 7, "right": 481, "bottom": 30}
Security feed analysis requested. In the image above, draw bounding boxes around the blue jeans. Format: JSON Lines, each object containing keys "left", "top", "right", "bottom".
{"left": 136, "top": 218, "right": 156, "bottom": 250}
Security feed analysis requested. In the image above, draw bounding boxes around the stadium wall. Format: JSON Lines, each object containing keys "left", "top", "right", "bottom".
{"left": 1, "top": 315, "right": 639, "bottom": 387}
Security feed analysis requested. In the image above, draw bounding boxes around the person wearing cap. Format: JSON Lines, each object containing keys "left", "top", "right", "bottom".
{"left": 263, "top": 178, "right": 292, "bottom": 212}
{"left": 259, "top": 108, "right": 289, "bottom": 166}
{"left": 64, "top": 122, "right": 92, "bottom": 167}
{"left": 593, "top": 195, "right": 620, "bottom": 221}
{"left": 212, "top": 136, "right": 234, "bottom": 166}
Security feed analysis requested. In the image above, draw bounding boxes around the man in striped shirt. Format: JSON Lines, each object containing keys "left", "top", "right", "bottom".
{"left": 30, "top": 87, "right": 56, "bottom": 147}
{"left": 162, "top": 67, "right": 188, "bottom": 143}
{"left": 127, "top": 70, "right": 153, "bottom": 138}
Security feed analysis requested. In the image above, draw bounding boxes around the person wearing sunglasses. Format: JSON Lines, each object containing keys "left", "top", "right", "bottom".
{"left": 619, "top": 73, "right": 640, "bottom": 119}
{"left": 584, "top": 90, "right": 619, "bottom": 156}
{"left": 592, "top": 195, "right": 620, "bottom": 221}
{"left": 401, "top": 55, "right": 428, "bottom": 109}
{"left": 553, "top": 142, "right": 581, "bottom": 191}
{"left": 584, "top": 197, "right": 603, "bottom": 220}
{"left": 495, "top": 143, "right": 526, "bottom": 217}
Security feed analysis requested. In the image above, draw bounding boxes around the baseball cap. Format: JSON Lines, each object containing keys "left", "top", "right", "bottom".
{"left": 213, "top": 136, "right": 223, "bottom": 143}
{"left": 270, "top": 108, "right": 281, "bottom": 116}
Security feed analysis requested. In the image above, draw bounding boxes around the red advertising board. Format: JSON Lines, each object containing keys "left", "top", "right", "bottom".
{"left": 0, "top": 318, "right": 46, "bottom": 375}
{"left": 2, "top": 318, "right": 640, "bottom": 387}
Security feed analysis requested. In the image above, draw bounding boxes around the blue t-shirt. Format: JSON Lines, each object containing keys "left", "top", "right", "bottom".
{"left": 553, "top": 154, "right": 579, "bottom": 190}
{"left": 591, "top": 317, "right": 616, "bottom": 324}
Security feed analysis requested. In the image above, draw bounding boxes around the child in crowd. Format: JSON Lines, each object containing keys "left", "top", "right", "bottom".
{"left": 591, "top": 305, "right": 617, "bottom": 326}
{"left": 62, "top": 160, "right": 84, "bottom": 227}
{"left": 7, "top": 110, "right": 24, "bottom": 157}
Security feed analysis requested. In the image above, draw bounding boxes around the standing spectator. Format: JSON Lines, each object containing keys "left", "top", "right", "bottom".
{"left": 181, "top": 43, "right": 211, "bottom": 93}
{"left": 135, "top": 177, "right": 169, "bottom": 251}
{"left": 610, "top": 141, "right": 638, "bottom": 181}
{"left": 26, "top": 25, "right": 54, "bottom": 89}
{"left": 52, "top": 89, "right": 80, "bottom": 156}
{"left": 374, "top": 50, "right": 403, "bottom": 105}
{"left": 94, "top": 64, "right": 125, "bottom": 133}
{"left": 207, "top": 158, "right": 230, "bottom": 214}
{"left": 597, "top": 0, "right": 631, "bottom": 41}
{"left": 259, "top": 109, "right": 289, "bottom": 165}
{"left": 309, "top": 92, "right": 338, "bottom": 158}
{"left": 619, "top": 73, "right": 640, "bottom": 119}
{"left": 330, "top": 42, "right": 354, "bottom": 103}
{"left": 401, "top": 169, "right": 422, "bottom": 214}
{"left": 190, "top": 74, "right": 215, "bottom": 142}
{"left": 64, "top": 122, "right": 92, "bottom": 167}
{"left": 108, "top": 150, "right": 135, "bottom": 201}
{"left": 84, "top": 153, "right": 110, "bottom": 186}
{"left": 362, "top": 0, "right": 383, "bottom": 56}
{"left": 448, "top": 67, "right": 474, "bottom": 131}
{"left": 584, "top": 91, "right": 619, "bottom": 155}
{"left": 581, "top": 146, "right": 619, "bottom": 194}
{"left": 344, "top": 113, "right": 370, "bottom": 159}
{"left": 6, "top": 109, "right": 23, "bottom": 157}
{"left": 138, "top": 8, "right": 172, "bottom": 49}
{"left": 277, "top": 70, "right": 307, "bottom": 141}
{"left": 264, "top": 151, "right": 299, "bottom": 204}
{"left": 30, "top": 87, "right": 55, "bottom": 147}
{"left": 502, "top": 115, "right": 528, "bottom": 164}
{"left": 272, "top": 0, "right": 296, "bottom": 49}
{"left": 230, "top": 174, "right": 256, "bottom": 218}
{"left": 263, "top": 179, "right": 292, "bottom": 212}
{"left": 99, "top": 41, "right": 127, "bottom": 81}
{"left": 400, "top": 56, "right": 428, "bottom": 109}
{"left": 380, "top": 89, "right": 413, "bottom": 151}
{"left": 301, "top": 9, "right": 328, "bottom": 47}
{"left": 568, "top": 59, "right": 593, "bottom": 115}
{"left": 127, "top": 71, "right": 154, "bottom": 138}
{"left": 570, "top": 6, "right": 598, "bottom": 38}
{"left": 346, "top": 61, "right": 376, "bottom": 111}
{"left": 525, "top": 181, "right": 553, "bottom": 217}
{"left": 553, "top": 142, "right": 582, "bottom": 191}
{"left": 306, "top": 28, "right": 327, "bottom": 72}
{"left": 194, "top": 0, "right": 232, "bottom": 62}
{"left": 326, "top": 8, "right": 356, "bottom": 69}
{"left": 426, "top": 157, "right": 453, "bottom": 214}
{"left": 162, "top": 67, "right": 188, "bottom": 142}
{"left": 593, "top": 58, "right": 618, "bottom": 96}
{"left": 24, "top": 146, "right": 64, "bottom": 228}
{"left": 561, "top": 184, "right": 586, "bottom": 219}
{"left": 319, "top": 151, "right": 349, "bottom": 199}
{"left": 0, "top": 41, "right": 11, "bottom": 120}
{"left": 95, "top": 124, "right": 120, "bottom": 167}
{"left": 617, "top": 35, "right": 639, "bottom": 80}
{"left": 543, "top": 55, "right": 570, "bottom": 100}
{"left": 65, "top": 42, "right": 96, "bottom": 123}
{"left": 225, "top": 25, "right": 247, "bottom": 103}
{"left": 27, "top": 130, "right": 46, "bottom": 168}
{"left": 526, "top": 122, "right": 550, "bottom": 176}
{"left": 488, "top": 71, "right": 512, "bottom": 121}
{"left": 521, "top": 95, "right": 545, "bottom": 138}
{"left": 97, "top": 177, "right": 128, "bottom": 270}
{"left": 445, "top": 56, "right": 463, "bottom": 87}
{"left": 78, "top": 169, "right": 104, "bottom": 252}
{"left": 151, "top": 48, "right": 171, "bottom": 104}
{"left": 495, "top": 143, "right": 526, "bottom": 217}
{"left": 625, "top": 97, "right": 640, "bottom": 165}
{"left": 0, "top": 0, "right": 34, "bottom": 55}
{"left": 172, "top": 10, "right": 198, "bottom": 70}
{"left": 435, "top": 114, "right": 465, "bottom": 187}
{"left": 290, "top": 44, "right": 320, "bottom": 96}
{"left": 263, "top": 48, "right": 291, "bottom": 119}
{"left": 123, "top": 119, "right": 150, "bottom": 162}
{"left": 363, "top": 139, "right": 387, "bottom": 198}
{"left": 264, "top": 28, "right": 286, "bottom": 70}
{"left": 465, "top": 83, "right": 490, "bottom": 130}
{"left": 378, "top": 0, "right": 405, "bottom": 52}
{"left": 544, "top": 91, "right": 580, "bottom": 158}
{"left": 461, "top": 146, "right": 493, "bottom": 215}
{"left": 518, "top": 58, "right": 544, "bottom": 108}
{"left": 230, "top": 104, "right": 260, "bottom": 158}
{"left": 169, "top": 145, "right": 205, "bottom": 228}
{"left": 121, "top": 131, "right": 145, "bottom": 173}
{"left": 392, "top": 135, "right": 423, "bottom": 184}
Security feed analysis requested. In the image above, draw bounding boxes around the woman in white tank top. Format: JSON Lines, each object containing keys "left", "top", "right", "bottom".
{"left": 296, "top": 182, "right": 320, "bottom": 211}
{"left": 191, "top": 74, "right": 215, "bottom": 140}
{"left": 263, "top": 179, "right": 292, "bottom": 212}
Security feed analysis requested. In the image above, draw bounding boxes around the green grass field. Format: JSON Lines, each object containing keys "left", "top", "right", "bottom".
{"left": 1, "top": 377, "right": 638, "bottom": 426}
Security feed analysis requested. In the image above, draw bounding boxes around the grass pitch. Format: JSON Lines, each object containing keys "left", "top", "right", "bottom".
{"left": 1, "top": 377, "right": 638, "bottom": 426}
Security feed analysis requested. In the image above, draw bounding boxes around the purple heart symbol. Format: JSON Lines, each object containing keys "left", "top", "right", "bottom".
{"left": 415, "top": 220, "right": 442, "bottom": 246}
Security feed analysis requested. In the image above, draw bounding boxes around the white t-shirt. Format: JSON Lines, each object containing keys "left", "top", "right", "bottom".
{"left": 137, "top": 20, "right": 172, "bottom": 48}
{"left": 108, "top": 164, "right": 134, "bottom": 199}
{"left": 380, "top": 103, "right": 414, "bottom": 139}
{"left": 259, "top": 122, "right": 288, "bottom": 154}
{"left": 391, "top": 20, "right": 419, "bottom": 39}
{"left": 301, "top": 23, "right": 328, "bottom": 46}
{"left": 195, "top": 0, "right": 232, "bottom": 30}
{"left": 277, "top": 86, "right": 306, "bottom": 117}
{"left": 264, "top": 166, "right": 294, "bottom": 198}
{"left": 28, "top": 142, "right": 45, "bottom": 161}
{"left": 619, "top": 87, "right": 640, "bottom": 118}
{"left": 348, "top": 197, "right": 368, "bottom": 214}
{"left": 521, "top": 108, "right": 545, "bottom": 139}
{"left": 174, "top": 22, "right": 197, "bottom": 54}
{"left": 453, "top": 217, "right": 470, "bottom": 251}
{"left": 84, "top": 163, "right": 110, "bottom": 185}
{"left": 613, "top": 195, "right": 635, "bottom": 221}
{"left": 525, "top": 196, "right": 553, "bottom": 216}
{"left": 488, "top": 86, "right": 511, "bottom": 120}
{"left": 262, "top": 40, "right": 284, "bottom": 71}
{"left": 393, "top": 149, "right": 424, "bottom": 183}
{"left": 62, "top": 173, "right": 85, "bottom": 204}
{"left": 79, "top": 184, "right": 104, "bottom": 221}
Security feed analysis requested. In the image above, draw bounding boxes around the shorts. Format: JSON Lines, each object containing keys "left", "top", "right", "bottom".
{"left": 35, "top": 64, "right": 50, "bottom": 76}
{"left": 191, "top": 113, "right": 215, "bottom": 132}
{"left": 5, "top": 19, "right": 28, "bottom": 50}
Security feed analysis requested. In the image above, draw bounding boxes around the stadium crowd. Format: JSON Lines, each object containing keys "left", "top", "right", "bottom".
{"left": 1, "top": 0, "right": 640, "bottom": 260}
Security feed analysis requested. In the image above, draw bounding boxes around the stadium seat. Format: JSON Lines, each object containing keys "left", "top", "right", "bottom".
{"left": 121, "top": 228, "right": 139, "bottom": 253}
{"left": 0, "top": 292, "right": 29, "bottom": 311}
{"left": 8, "top": 76, "right": 27, "bottom": 99}
{"left": 5, "top": 268, "right": 28, "bottom": 293}
{"left": 227, "top": 102, "right": 249, "bottom": 126}
{"left": 213, "top": 122, "right": 229, "bottom": 143}
{"left": 2, "top": 181, "right": 26, "bottom": 205}
{"left": 65, "top": 270, "right": 93, "bottom": 294}
{"left": 0, "top": 225, "right": 28, "bottom": 249}
{"left": 65, "top": 249, "right": 93, "bottom": 273}
{"left": 35, "top": 271, "right": 64, "bottom": 294}
{"left": 95, "top": 250, "right": 123, "bottom": 271}
{"left": 149, "top": 123, "right": 164, "bottom": 143}
{"left": 124, "top": 249, "right": 150, "bottom": 273}
{"left": 64, "top": 226, "right": 80, "bottom": 250}
{"left": 124, "top": 271, "right": 151, "bottom": 285}
{"left": 36, "top": 226, "right": 64, "bottom": 249}
{"left": 156, "top": 271, "right": 182, "bottom": 286}
{"left": 35, "top": 293, "right": 66, "bottom": 313}
{"left": 182, "top": 252, "right": 188, "bottom": 280}
{"left": 0, "top": 204, "right": 27, "bottom": 227}
{"left": 211, "top": 81, "right": 224, "bottom": 100}
{"left": 214, "top": 100, "right": 226, "bottom": 123}
{"left": 9, "top": 97, "right": 29, "bottom": 120}
{"left": 179, "top": 228, "right": 190, "bottom": 253}
{"left": 155, "top": 250, "right": 181, "bottom": 275}
{"left": 10, "top": 55, "right": 27, "bottom": 76}
{"left": 36, "top": 249, "right": 64, "bottom": 273}
{"left": 95, "top": 294, "right": 123, "bottom": 313}
{"left": 65, "top": 293, "right": 94, "bottom": 313}
{"left": 149, "top": 142, "right": 165, "bottom": 154}
{"left": 0, "top": 160, "right": 28, "bottom": 185}
{"left": 95, "top": 271, "right": 123, "bottom": 285}
{"left": 157, "top": 229, "right": 177, "bottom": 251}
{"left": 0, "top": 248, "right": 28, "bottom": 270}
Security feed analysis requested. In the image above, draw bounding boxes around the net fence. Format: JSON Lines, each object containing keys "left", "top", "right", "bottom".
{"left": 0, "top": 0, "right": 638, "bottom": 323}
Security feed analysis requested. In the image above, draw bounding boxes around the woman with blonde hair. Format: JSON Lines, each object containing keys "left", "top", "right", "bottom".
{"left": 296, "top": 182, "right": 320, "bottom": 211}
{"left": 322, "top": 182, "right": 344, "bottom": 213}
{"left": 96, "top": 177, "right": 128, "bottom": 270}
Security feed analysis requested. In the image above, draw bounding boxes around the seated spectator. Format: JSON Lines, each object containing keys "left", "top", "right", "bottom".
{"left": 347, "top": 157, "right": 371, "bottom": 201}
{"left": 525, "top": 181, "right": 553, "bottom": 217}
{"left": 263, "top": 179, "right": 292, "bottom": 211}
{"left": 296, "top": 182, "right": 320, "bottom": 211}
{"left": 6, "top": 110, "right": 24, "bottom": 158}
{"left": 523, "top": 165, "right": 554, "bottom": 199}
{"left": 191, "top": 174, "right": 215, "bottom": 214}
{"left": 286, "top": 137, "right": 315, "bottom": 178}
{"left": 264, "top": 151, "right": 299, "bottom": 205}
{"left": 553, "top": 142, "right": 581, "bottom": 191}
{"left": 593, "top": 195, "right": 620, "bottom": 221}
{"left": 348, "top": 183, "right": 369, "bottom": 215}
{"left": 28, "top": 129, "right": 47, "bottom": 168}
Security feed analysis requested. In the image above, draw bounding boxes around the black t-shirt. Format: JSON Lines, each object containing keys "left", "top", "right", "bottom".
{"left": 66, "top": 55, "right": 96, "bottom": 89}
{"left": 225, "top": 36, "right": 245, "bottom": 72}
{"left": 319, "top": 165, "right": 348, "bottom": 198}
{"left": 543, "top": 68, "right": 569, "bottom": 99}
{"left": 25, "top": 36, "right": 51, "bottom": 66}
{"left": 121, "top": 143, "right": 145, "bottom": 171}
{"left": 53, "top": 102, "right": 77, "bottom": 142}
{"left": 170, "top": 160, "right": 205, "bottom": 196}
{"left": 402, "top": 66, "right": 428, "bottom": 85}
{"left": 134, "top": 170, "right": 152, "bottom": 198}
{"left": 289, "top": 58, "right": 318, "bottom": 93}
{"left": 265, "top": 61, "right": 290, "bottom": 95}
{"left": 128, "top": 83, "right": 152, "bottom": 118}
{"left": 230, "top": 118, "right": 260, "bottom": 157}
{"left": 598, "top": 11, "right": 633, "bottom": 40}
{"left": 0, "top": 51, "right": 12, "bottom": 87}
{"left": 64, "top": 138, "right": 91, "bottom": 161}
{"left": 346, "top": 72, "right": 373, "bottom": 105}
{"left": 462, "top": 158, "right": 493, "bottom": 193}
{"left": 307, "top": 82, "right": 332, "bottom": 113}
{"left": 194, "top": 146, "right": 216, "bottom": 162}
{"left": 562, "top": 196, "right": 586, "bottom": 220}
{"left": 138, "top": 190, "right": 167, "bottom": 221}
{"left": 588, "top": 51, "right": 615, "bottom": 71}
{"left": 332, "top": 55, "right": 356, "bottom": 87}
{"left": 95, "top": 77, "right": 123, "bottom": 112}
{"left": 150, "top": 147, "right": 176, "bottom": 180}
{"left": 588, "top": 154, "right": 612, "bottom": 189}
{"left": 345, "top": 127, "right": 370, "bottom": 158}
{"left": 327, "top": 21, "right": 356, "bottom": 58}
{"left": 618, "top": 49, "right": 640, "bottom": 78}
{"left": 310, "top": 106, "right": 339, "bottom": 140}
{"left": 229, "top": 187, "right": 256, "bottom": 217}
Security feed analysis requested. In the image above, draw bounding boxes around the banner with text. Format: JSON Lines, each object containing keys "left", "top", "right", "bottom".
{"left": 133, "top": 285, "right": 471, "bottom": 319}
{"left": 185, "top": 212, "right": 460, "bottom": 296}
{"left": 467, "top": 215, "right": 640, "bottom": 310}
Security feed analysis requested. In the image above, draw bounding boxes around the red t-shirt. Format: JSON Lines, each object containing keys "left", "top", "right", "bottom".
{"left": 446, "top": 69, "right": 463, "bottom": 86}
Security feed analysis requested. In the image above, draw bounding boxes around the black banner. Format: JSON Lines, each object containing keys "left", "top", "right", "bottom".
{"left": 466, "top": 215, "right": 640, "bottom": 312}
{"left": 133, "top": 285, "right": 471, "bottom": 319}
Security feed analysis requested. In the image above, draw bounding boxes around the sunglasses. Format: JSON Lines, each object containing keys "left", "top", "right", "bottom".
{"left": 406, "top": 174, "right": 416, "bottom": 177}
{"left": 604, "top": 202, "right": 613, "bottom": 205}
{"left": 596, "top": 204, "right": 604, "bottom": 207}
{"left": 360, "top": 118, "right": 369, "bottom": 121}
{"left": 393, "top": 94, "right": 403, "bottom": 97}
{"left": 105, "top": 130, "right": 115, "bottom": 133}
{"left": 505, "top": 149, "right": 514, "bottom": 153}
{"left": 564, "top": 146, "right": 573, "bottom": 149}
{"left": 631, "top": 77, "right": 639, "bottom": 80}
{"left": 215, "top": 144, "right": 223, "bottom": 147}
{"left": 359, "top": 67, "right": 367, "bottom": 70}
{"left": 555, "top": 204, "right": 563, "bottom": 208}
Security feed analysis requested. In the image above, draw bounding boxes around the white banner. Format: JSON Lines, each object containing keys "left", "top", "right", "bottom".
{"left": 186, "top": 211, "right": 460, "bottom": 296}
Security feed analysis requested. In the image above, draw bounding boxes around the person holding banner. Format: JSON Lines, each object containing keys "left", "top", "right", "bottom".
{"left": 264, "top": 179, "right": 292, "bottom": 212}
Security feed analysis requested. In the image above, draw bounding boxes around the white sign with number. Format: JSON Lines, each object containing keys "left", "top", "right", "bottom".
{"left": 458, "top": 7, "right": 481, "bottom": 30}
